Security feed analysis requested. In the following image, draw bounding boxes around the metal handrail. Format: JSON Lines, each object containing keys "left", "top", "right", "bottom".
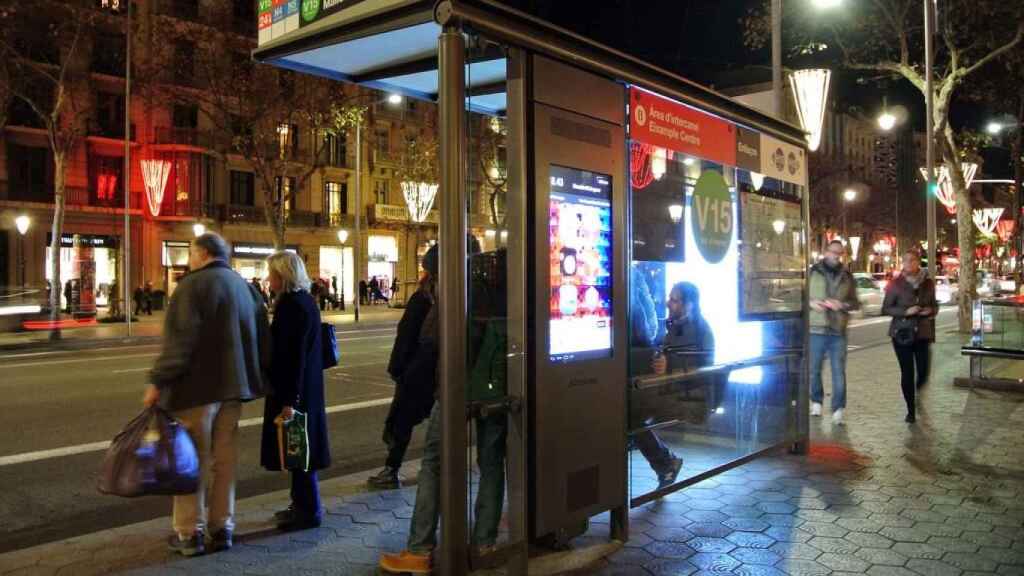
{"left": 631, "top": 352, "right": 797, "bottom": 391}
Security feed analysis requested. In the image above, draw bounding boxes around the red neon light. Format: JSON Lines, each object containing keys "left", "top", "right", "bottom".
{"left": 630, "top": 141, "right": 655, "bottom": 190}
{"left": 997, "top": 220, "right": 1015, "bottom": 243}
{"left": 22, "top": 317, "right": 98, "bottom": 331}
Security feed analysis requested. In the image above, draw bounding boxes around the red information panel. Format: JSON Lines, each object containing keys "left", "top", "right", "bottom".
{"left": 630, "top": 87, "right": 737, "bottom": 167}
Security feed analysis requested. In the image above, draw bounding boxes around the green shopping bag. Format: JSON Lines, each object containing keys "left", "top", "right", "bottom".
{"left": 275, "top": 410, "right": 310, "bottom": 472}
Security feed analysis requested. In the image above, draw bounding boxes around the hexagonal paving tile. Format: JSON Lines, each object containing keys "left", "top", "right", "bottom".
{"left": 816, "top": 551, "right": 872, "bottom": 572}
{"left": 608, "top": 547, "right": 656, "bottom": 566}
{"left": 764, "top": 526, "right": 812, "bottom": 543}
{"left": 769, "top": 542, "right": 821, "bottom": 560}
{"left": 977, "top": 545, "right": 1024, "bottom": 565}
{"left": 687, "top": 552, "right": 741, "bottom": 572}
{"left": 855, "top": 545, "right": 909, "bottom": 566}
{"left": 961, "top": 531, "right": 1013, "bottom": 548}
{"left": 941, "top": 552, "right": 999, "bottom": 572}
{"left": 643, "top": 541, "right": 696, "bottom": 560}
{"left": 845, "top": 531, "right": 895, "bottom": 549}
{"left": 723, "top": 518, "right": 770, "bottom": 533}
{"left": 725, "top": 532, "right": 776, "bottom": 549}
{"left": 684, "top": 510, "right": 729, "bottom": 524}
{"left": 925, "top": 537, "right": 978, "bottom": 554}
{"left": 644, "top": 527, "right": 695, "bottom": 543}
{"left": 686, "top": 522, "right": 733, "bottom": 539}
{"left": 729, "top": 547, "right": 782, "bottom": 566}
{"left": 798, "top": 521, "right": 849, "bottom": 538}
{"left": 836, "top": 517, "right": 886, "bottom": 533}
{"left": 686, "top": 537, "right": 735, "bottom": 554}
{"left": 879, "top": 526, "right": 932, "bottom": 543}
{"left": 733, "top": 565, "right": 788, "bottom": 576}
{"left": 905, "top": 558, "right": 964, "bottom": 576}
{"left": 892, "top": 541, "right": 945, "bottom": 560}
{"left": 773, "top": 558, "right": 831, "bottom": 576}
{"left": 807, "top": 536, "right": 859, "bottom": 555}
{"left": 865, "top": 566, "right": 921, "bottom": 576}
{"left": 643, "top": 557, "right": 697, "bottom": 576}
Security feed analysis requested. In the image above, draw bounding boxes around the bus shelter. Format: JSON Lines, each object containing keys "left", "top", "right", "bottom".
{"left": 254, "top": 1, "right": 811, "bottom": 573}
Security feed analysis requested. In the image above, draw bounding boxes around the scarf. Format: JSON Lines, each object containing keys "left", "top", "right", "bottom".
{"left": 903, "top": 269, "right": 925, "bottom": 289}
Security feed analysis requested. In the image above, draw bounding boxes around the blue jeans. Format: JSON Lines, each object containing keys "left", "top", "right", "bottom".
{"left": 407, "top": 403, "right": 508, "bottom": 553}
{"left": 810, "top": 333, "right": 848, "bottom": 411}
{"left": 291, "top": 470, "right": 321, "bottom": 521}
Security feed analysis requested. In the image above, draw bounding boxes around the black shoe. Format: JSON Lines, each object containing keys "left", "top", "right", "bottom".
{"left": 277, "top": 515, "right": 322, "bottom": 532}
{"left": 367, "top": 467, "right": 403, "bottom": 489}
{"left": 274, "top": 504, "right": 296, "bottom": 523}
{"left": 905, "top": 413, "right": 916, "bottom": 423}
{"left": 657, "top": 457, "right": 683, "bottom": 489}
{"left": 167, "top": 532, "right": 205, "bottom": 557}
{"left": 209, "top": 529, "right": 232, "bottom": 552}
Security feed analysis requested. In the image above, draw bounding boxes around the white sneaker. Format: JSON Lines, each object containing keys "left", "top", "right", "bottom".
{"left": 811, "top": 403, "right": 822, "bottom": 417}
{"left": 832, "top": 409, "right": 845, "bottom": 425}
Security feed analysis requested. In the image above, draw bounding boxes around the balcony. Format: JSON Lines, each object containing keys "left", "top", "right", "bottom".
{"left": 154, "top": 127, "right": 215, "bottom": 150}
{"left": 367, "top": 203, "right": 437, "bottom": 225}
{"left": 88, "top": 121, "right": 137, "bottom": 141}
{"left": 325, "top": 213, "right": 354, "bottom": 227}
{"left": 218, "top": 205, "right": 324, "bottom": 227}
{"left": 371, "top": 149, "right": 396, "bottom": 166}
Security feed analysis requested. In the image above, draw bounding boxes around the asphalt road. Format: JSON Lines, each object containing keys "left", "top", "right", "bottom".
{"left": 0, "top": 305, "right": 961, "bottom": 553}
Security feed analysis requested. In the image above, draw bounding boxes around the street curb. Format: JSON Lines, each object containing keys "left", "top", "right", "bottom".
{"left": 0, "top": 334, "right": 163, "bottom": 353}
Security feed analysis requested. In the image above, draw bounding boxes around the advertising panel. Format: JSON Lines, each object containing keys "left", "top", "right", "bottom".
{"left": 735, "top": 126, "right": 761, "bottom": 173}
{"left": 759, "top": 134, "right": 807, "bottom": 186}
{"left": 548, "top": 165, "right": 613, "bottom": 363}
{"left": 629, "top": 88, "right": 736, "bottom": 166}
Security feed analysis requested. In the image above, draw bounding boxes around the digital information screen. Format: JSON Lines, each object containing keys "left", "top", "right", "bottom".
{"left": 548, "top": 165, "right": 613, "bottom": 363}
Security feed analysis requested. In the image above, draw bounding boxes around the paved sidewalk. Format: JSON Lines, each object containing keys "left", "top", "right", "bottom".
{"left": 1, "top": 329, "right": 1022, "bottom": 575}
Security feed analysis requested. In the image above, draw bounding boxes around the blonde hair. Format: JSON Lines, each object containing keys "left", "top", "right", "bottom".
{"left": 267, "top": 250, "right": 311, "bottom": 293}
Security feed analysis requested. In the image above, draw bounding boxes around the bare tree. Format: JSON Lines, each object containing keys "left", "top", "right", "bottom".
{"left": 743, "top": 0, "right": 1024, "bottom": 330}
{"left": 0, "top": 2, "right": 96, "bottom": 338}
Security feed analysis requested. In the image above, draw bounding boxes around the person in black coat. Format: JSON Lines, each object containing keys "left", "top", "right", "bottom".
{"left": 260, "top": 250, "right": 330, "bottom": 531}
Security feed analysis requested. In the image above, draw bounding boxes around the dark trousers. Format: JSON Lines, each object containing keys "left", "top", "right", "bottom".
{"left": 635, "top": 430, "right": 674, "bottom": 474}
{"left": 893, "top": 339, "right": 931, "bottom": 417}
{"left": 290, "top": 470, "right": 322, "bottom": 520}
{"left": 384, "top": 423, "right": 414, "bottom": 470}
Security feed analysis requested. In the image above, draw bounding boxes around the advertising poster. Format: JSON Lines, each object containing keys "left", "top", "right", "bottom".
{"left": 548, "top": 165, "right": 613, "bottom": 362}
{"left": 739, "top": 192, "right": 805, "bottom": 317}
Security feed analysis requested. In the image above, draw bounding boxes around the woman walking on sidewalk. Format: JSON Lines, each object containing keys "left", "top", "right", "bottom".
{"left": 883, "top": 250, "right": 937, "bottom": 424}
{"left": 260, "top": 251, "right": 331, "bottom": 531}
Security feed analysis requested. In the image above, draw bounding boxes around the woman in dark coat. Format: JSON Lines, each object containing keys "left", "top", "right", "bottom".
{"left": 261, "top": 250, "right": 330, "bottom": 531}
{"left": 882, "top": 250, "right": 938, "bottom": 424}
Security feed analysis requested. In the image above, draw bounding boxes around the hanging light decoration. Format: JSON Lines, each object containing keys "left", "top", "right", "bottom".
{"left": 630, "top": 141, "right": 655, "bottom": 190}
{"left": 849, "top": 236, "right": 861, "bottom": 261}
{"left": 997, "top": 219, "right": 1016, "bottom": 243}
{"left": 920, "top": 163, "right": 978, "bottom": 215}
{"left": 973, "top": 207, "right": 1004, "bottom": 237}
{"left": 141, "top": 159, "right": 171, "bottom": 217}
{"left": 788, "top": 68, "right": 832, "bottom": 152}
{"left": 401, "top": 181, "right": 439, "bottom": 223}
{"left": 750, "top": 172, "right": 765, "bottom": 191}
{"left": 650, "top": 146, "right": 668, "bottom": 181}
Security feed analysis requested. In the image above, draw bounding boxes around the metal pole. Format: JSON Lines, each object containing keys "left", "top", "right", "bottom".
{"left": 771, "top": 0, "right": 783, "bottom": 118}
{"left": 925, "top": 0, "right": 937, "bottom": 279}
{"left": 123, "top": 0, "right": 132, "bottom": 334}
{"left": 354, "top": 121, "right": 361, "bottom": 322}
{"left": 18, "top": 235, "right": 24, "bottom": 287}
{"left": 438, "top": 24, "right": 467, "bottom": 576}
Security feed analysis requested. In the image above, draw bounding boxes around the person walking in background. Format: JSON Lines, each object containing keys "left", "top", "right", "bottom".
{"left": 133, "top": 284, "right": 144, "bottom": 317}
{"left": 367, "top": 248, "right": 437, "bottom": 489}
{"left": 359, "top": 279, "right": 369, "bottom": 306}
{"left": 260, "top": 251, "right": 331, "bottom": 531}
{"left": 883, "top": 250, "right": 937, "bottom": 424}
{"left": 808, "top": 239, "right": 860, "bottom": 425}
{"left": 369, "top": 276, "right": 380, "bottom": 304}
{"left": 65, "top": 280, "right": 74, "bottom": 314}
{"left": 143, "top": 232, "right": 269, "bottom": 557}
{"left": 391, "top": 276, "right": 400, "bottom": 303}
{"left": 143, "top": 282, "right": 154, "bottom": 315}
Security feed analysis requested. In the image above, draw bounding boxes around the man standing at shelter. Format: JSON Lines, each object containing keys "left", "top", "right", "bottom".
{"left": 809, "top": 239, "right": 860, "bottom": 425}
{"left": 143, "top": 232, "right": 269, "bottom": 557}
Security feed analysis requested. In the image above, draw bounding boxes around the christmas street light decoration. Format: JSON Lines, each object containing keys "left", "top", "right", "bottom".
{"left": 141, "top": 159, "right": 171, "bottom": 217}
{"left": 401, "top": 181, "right": 439, "bottom": 223}
{"left": 920, "top": 163, "right": 978, "bottom": 214}
{"left": 997, "top": 220, "right": 1016, "bottom": 243}
{"left": 973, "top": 207, "right": 1004, "bottom": 237}
{"left": 788, "top": 69, "right": 831, "bottom": 152}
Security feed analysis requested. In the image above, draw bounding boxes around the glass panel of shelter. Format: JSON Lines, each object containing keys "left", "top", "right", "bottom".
{"left": 627, "top": 141, "right": 806, "bottom": 505}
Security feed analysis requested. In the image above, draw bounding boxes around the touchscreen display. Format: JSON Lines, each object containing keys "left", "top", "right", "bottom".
{"left": 548, "top": 165, "right": 613, "bottom": 363}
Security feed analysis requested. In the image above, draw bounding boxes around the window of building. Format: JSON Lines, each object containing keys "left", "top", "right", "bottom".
{"left": 172, "top": 104, "right": 199, "bottom": 129}
{"left": 6, "top": 144, "right": 52, "bottom": 202}
{"left": 92, "top": 33, "right": 126, "bottom": 76}
{"left": 322, "top": 132, "right": 346, "bottom": 167}
{"left": 325, "top": 181, "right": 348, "bottom": 224}
{"left": 275, "top": 175, "right": 297, "bottom": 213}
{"left": 90, "top": 155, "right": 123, "bottom": 205}
{"left": 374, "top": 124, "right": 390, "bottom": 159}
{"left": 230, "top": 170, "right": 254, "bottom": 206}
{"left": 277, "top": 123, "right": 298, "bottom": 157}
{"left": 374, "top": 179, "right": 389, "bottom": 205}
{"left": 94, "top": 91, "right": 126, "bottom": 138}
{"left": 173, "top": 40, "right": 196, "bottom": 85}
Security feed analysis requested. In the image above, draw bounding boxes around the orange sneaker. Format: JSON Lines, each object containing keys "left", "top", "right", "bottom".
{"left": 379, "top": 550, "right": 432, "bottom": 574}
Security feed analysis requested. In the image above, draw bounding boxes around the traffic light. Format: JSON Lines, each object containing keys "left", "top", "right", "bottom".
{"left": 927, "top": 181, "right": 939, "bottom": 198}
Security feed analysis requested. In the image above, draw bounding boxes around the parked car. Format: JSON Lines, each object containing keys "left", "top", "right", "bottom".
{"left": 853, "top": 273, "right": 883, "bottom": 315}
{"left": 935, "top": 276, "right": 958, "bottom": 305}
{"left": 976, "top": 271, "right": 994, "bottom": 298}
{"left": 995, "top": 275, "right": 1017, "bottom": 295}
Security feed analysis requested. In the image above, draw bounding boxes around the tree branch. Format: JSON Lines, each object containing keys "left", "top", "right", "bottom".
{"left": 960, "top": 21, "right": 1024, "bottom": 79}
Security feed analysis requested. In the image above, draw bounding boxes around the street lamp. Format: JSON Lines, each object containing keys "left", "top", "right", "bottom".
{"left": 668, "top": 204, "right": 683, "bottom": 224}
{"left": 987, "top": 122, "right": 1005, "bottom": 135}
{"left": 771, "top": 0, "right": 842, "bottom": 118}
{"left": 15, "top": 215, "right": 30, "bottom": 287}
{"left": 877, "top": 111, "right": 897, "bottom": 132}
{"left": 337, "top": 229, "right": 349, "bottom": 244}
{"left": 192, "top": 223, "right": 205, "bottom": 237}
{"left": 353, "top": 92, "right": 403, "bottom": 322}
{"left": 842, "top": 188, "right": 857, "bottom": 241}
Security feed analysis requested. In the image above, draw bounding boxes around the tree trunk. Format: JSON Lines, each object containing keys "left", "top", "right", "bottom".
{"left": 49, "top": 152, "right": 67, "bottom": 341}
{"left": 944, "top": 124, "right": 976, "bottom": 333}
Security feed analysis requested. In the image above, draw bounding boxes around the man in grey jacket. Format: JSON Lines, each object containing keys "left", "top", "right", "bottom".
{"left": 808, "top": 240, "right": 860, "bottom": 425}
{"left": 143, "top": 232, "right": 269, "bottom": 556}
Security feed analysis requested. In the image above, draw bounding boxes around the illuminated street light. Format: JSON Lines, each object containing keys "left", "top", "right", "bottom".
{"left": 987, "top": 122, "right": 1004, "bottom": 135}
{"left": 387, "top": 93, "right": 403, "bottom": 105}
{"left": 192, "top": 223, "right": 205, "bottom": 237}
{"left": 772, "top": 219, "right": 786, "bottom": 235}
{"left": 337, "top": 229, "right": 349, "bottom": 244}
{"left": 668, "top": 204, "right": 683, "bottom": 224}
{"left": 843, "top": 188, "right": 857, "bottom": 202}
{"left": 812, "top": 0, "right": 843, "bottom": 8}
{"left": 15, "top": 215, "right": 30, "bottom": 236}
{"left": 877, "top": 111, "right": 897, "bottom": 132}
{"left": 789, "top": 69, "right": 831, "bottom": 151}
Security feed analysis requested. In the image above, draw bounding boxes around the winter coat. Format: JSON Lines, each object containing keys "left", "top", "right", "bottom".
{"left": 808, "top": 261, "right": 860, "bottom": 336}
{"left": 383, "top": 286, "right": 437, "bottom": 435}
{"left": 882, "top": 273, "right": 938, "bottom": 342}
{"left": 260, "top": 290, "right": 331, "bottom": 471}
{"left": 150, "top": 260, "right": 269, "bottom": 412}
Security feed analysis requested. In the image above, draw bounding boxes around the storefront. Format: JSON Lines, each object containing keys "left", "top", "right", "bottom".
{"left": 230, "top": 243, "right": 299, "bottom": 283}
{"left": 162, "top": 241, "right": 190, "bottom": 296}
{"left": 366, "top": 234, "right": 397, "bottom": 298}
{"left": 45, "top": 233, "right": 119, "bottom": 311}
{"left": 318, "top": 245, "right": 354, "bottom": 303}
